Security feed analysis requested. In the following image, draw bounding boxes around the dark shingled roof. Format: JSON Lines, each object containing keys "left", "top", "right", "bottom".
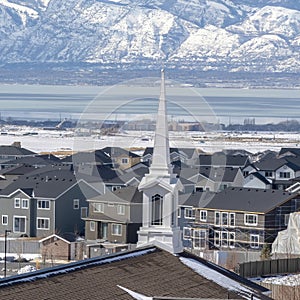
{"left": 0, "top": 145, "right": 36, "bottom": 156}
{"left": 0, "top": 247, "right": 270, "bottom": 300}
{"left": 201, "top": 187, "right": 297, "bottom": 213}
{"left": 199, "top": 166, "right": 240, "bottom": 182}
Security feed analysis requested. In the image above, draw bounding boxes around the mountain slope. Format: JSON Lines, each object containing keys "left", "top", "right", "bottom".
{"left": 0, "top": 0, "right": 300, "bottom": 78}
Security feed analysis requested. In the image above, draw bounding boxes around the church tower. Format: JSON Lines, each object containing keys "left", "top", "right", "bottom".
{"left": 137, "top": 69, "right": 183, "bottom": 254}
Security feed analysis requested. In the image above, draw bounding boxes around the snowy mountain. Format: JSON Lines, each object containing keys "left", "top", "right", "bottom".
{"left": 0, "top": 0, "right": 300, "bottom": 82}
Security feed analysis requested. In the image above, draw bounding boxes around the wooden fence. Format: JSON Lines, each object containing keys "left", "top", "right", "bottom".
{"left": 238, "top": 258, "right": 300, "bottom": 278}
{"left": 259, "top": 282, "right": 300, "bottom": 300}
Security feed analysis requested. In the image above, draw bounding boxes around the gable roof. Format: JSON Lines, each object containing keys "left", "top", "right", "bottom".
{"left": 102, "top": 146, "right": 141, "bottom": 158}
{"left": 254, "top": 157, "right": 287, "bottom": 171}
{"left": 199, "top": 166, "right": 241, "bottom": 182}
{"left": 198, "top": 153, "right": 249, "bottom": 167}
{"left": 245, "top": 172, "right": 271, "bottom": 185}
{"left": 0, "top": 145, "right": 36, "bottom": 156}
{"left": 0, "top": 246, "right": 270, "bottom": 300}
{"left": 201, "top": 187, "right": 297, "bottom": 213}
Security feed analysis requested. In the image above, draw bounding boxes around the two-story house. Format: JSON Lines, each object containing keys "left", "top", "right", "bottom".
{"left": 84, "top": 186, "right": 142, "bottom": 246}
{"left": 0, "top": 165, "right": 100, "bottom": 237}
{"left": 191, "top": 187, "right": 300, "bottom": 252}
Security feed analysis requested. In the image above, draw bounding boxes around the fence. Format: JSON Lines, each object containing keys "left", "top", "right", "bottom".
{"left": 0, "top": 239, "right": 40, "bottom": 258}
{"left": 259, "top": 282, "right": 300, "bottom": 300}
{"left": 238, "top": 258, "right": 300, "bottom": 278}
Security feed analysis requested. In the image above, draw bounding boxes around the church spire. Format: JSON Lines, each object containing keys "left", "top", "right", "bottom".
{"left": 137, "top": 69, "right": 183, "bottom": 254}
{"left": 149, "top": 68, "right": 172, "bottom": 176}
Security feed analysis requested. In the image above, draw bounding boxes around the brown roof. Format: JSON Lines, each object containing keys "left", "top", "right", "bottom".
{"left": 0, "top": 247, "right": 269, "bottom": 300}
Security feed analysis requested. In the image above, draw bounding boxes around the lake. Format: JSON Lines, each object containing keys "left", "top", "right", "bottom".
{"left": 0, "top": 83, "right": 299, "bottom": 125}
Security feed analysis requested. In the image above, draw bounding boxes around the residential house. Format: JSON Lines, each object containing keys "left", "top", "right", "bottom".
{"left": 84, "top": 186, "right": 142, "bottom": 246}
{"left": 0, "top": 165, "right": 100, "bottom": 237}
{"left": 101, "top": 146, "right": 141, "bottom": 170}
{"left": 243, "top": 172, "right": 272, "bottom": 189}
{"left": 191, "top": 188, "right": 300, "bottom": 252}
{"left": 0, "top": 144, "right": 36, "bottom": 166}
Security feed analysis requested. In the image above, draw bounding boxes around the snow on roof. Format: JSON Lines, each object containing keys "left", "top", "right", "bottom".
{"left": 179, "top": 257, "right": 267, "bottom": 300}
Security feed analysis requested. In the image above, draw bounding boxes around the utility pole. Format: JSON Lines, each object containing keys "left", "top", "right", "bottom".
{"left": 4, "top": 230, "right": 11, "bottom": 278}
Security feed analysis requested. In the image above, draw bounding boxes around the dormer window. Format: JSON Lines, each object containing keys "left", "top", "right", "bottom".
{"left": 151, "top": 194, "right": 163, "bottom": 225}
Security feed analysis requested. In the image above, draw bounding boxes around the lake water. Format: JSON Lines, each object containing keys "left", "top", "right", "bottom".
{"left": 0, "top": 83, "right": 299, "bottom": 125}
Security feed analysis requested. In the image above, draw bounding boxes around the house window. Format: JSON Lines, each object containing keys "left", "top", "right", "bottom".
{"left": 250, "top": 234, "right": 259, "bottom": 249}
{"left": 37, "top": 200, "right": 50, "bottom": 210}
{"left": 90, "top": 221, "right": 95, "bottom": 232}
{"left": 265, "top": 171, "right": 273, "bottom": 177}
{"left": 229, "top": 232, "right": 235, "bottom": 248}
{"left": 112, "top": 223, "right": 122, "bottom": 236}
{"left": 37, "top": 218, "right": 50, "bottom": 230}
{"left": 215, "top": 211, "right": 220, "bottom": 225}
{"left": 279, "top": 172, "right": 290, "bottom": 178}
{"left": 221, "top": 212, "right": 228, "bottom": 226}
{"left": 14, "top": 198, "right": 21, "bottom": 208}
{"left": 117, "top": 204, "right": 125, "bottom": 215}
{"left": 22, "top": 199, "right": 29, "bottom": 209}
{"left": 94, "top": 203, "right": 104, "bottom": 213}
{"left": 2, "top": 215, "right": 8, "bottom": 225}
{"left": 193, "top": 229, "right": 206, "bottom": 249}
{"left": 177, "top": 208, "right": 181, "bottom": 218}
{"left": 184, "top": 208, "right": 195, "bottom": 219}
{"left": 221, "top": 231, "right": 228, "bottom": 247}
{"left": 200, "top": 210, "right": 207, "bottom": 222}
{"left": 121, "top": 158, "right": 128, "bottom": 164}
{"left": 214, "top": 231, "right": 220, "bottom": 247}
{"left": 183, "top": 227, "right": 191, "bottom": 240}
{"left": 73, "top": 199, "right": 79, "bottom": 210}
{"left": 229, "top": 213, "right": 235, "bottom": 227}
{"left": 81, "top": 207, "right": 88, "bottom": 218}
{"left": 244, "top": 214, "right": 258, "bottom": 226}
{"left": 13, "top": 216, "right": 26, "bottom": 233}
{"left": 243, "top": 171, "right": 249, "bottom": 177}
{"left": 152, "top": 194, "right": 163, "bottom": 225}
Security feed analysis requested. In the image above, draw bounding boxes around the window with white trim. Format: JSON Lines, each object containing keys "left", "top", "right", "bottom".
{"left": 250, "top": 234, "right": 259, "bottom": 249}
{"left": 81, "top": 207, "right": 88, "bottom": 218}
{"left": 200, "top": 210, "right": 207, "bottom": 222}
{"left": 90, "top": 221, "right": 95, "bottom": 231}
{"left": 37, "top": 200, "right": 50, "bottom": 210}
{"left": 14, "top": 198, "right": 20, "bottom": 208}
{"left": 183, "top": 227, "right": 191, "bottom": 240}
{"left": 112, "top": 223, "right": 122, "bottom": 236}
{"left": 279, "top": 172, "right": 290, "bottom": 178}
{"left": 152, "top": 194, "right": 163, "bottom": 225}
{"left": 13, "top": 216, "right": 26, "bottom": 233}
{"left": 121, "top": 158, "right": 128, "bottom": 164}
{"left": 215, "top": 211, "right": 220, "bottom": 225}
{"left": 94, "top": 203, "right": 104, "bottom": 213}
{"left": 73, "top": 199, "right": 79, "bottom": 210}
{"left": 2, "top": 215, "right": 8, "bottom": 225}
{"left": 184, "top": 207, "right": 195, "bottom": 219}
{"left": 229, "top": 213, "right": 235, "bottom": 227}
{"left": 221, "top": 212, "right": 228, "bottom": 226}
{"left": 229, "top": 232, "right": 235, "bottom": 248}
{"left": 37, "top": 218, "right": 50, "bottom": 230}
{"left": 244, "top": 214, "right": 258, "bottom": 226}
{"left": 214, "top": 231, "right": 220, "bottom": 247}
{"left": 117, "top": 204, "right": 125, "bottom": 215}
{"left": 193, "top": 229, "right": 206, "bottom": 249}
{"left": 221, "top": 231, "right": 228, "bottom": 247}
{"left": 21, "top": 198, "right": 29, "bottom": 209}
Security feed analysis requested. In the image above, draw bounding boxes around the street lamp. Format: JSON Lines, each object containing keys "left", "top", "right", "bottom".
{"left": 4, "top": 230, "right": 11, "bottom": 278}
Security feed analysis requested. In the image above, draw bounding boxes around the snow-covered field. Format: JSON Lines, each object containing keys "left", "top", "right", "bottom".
{"left": 0, "top": 126, "right": 299, "bottom": 154}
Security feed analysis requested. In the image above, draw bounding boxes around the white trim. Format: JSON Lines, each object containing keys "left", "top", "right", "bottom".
{"left": 90, "top": 221, "right": 96, "bottom": 232}
{"left": 215, "top": 211, "right": 220, "bottom": 226}
{"left": 39, "top": 234, "right": 71, "bottom": 244}
{"left": 2, "top": 215, "right": 8, "bottom": 225}
{"left": 73, "top": 199, "right": 80, "bottom": 210}
{"left": 184, "top": 207, "right": 195, "bottom": 219}
{"left": 37, "top": 199, "right": 51, "bottom": 210}
{"left": 244, "top": 213, "right": 258, "bottom": 226}
{"left": 93, "top": 202, "right": 104, "bottom": 213}
{"left": 14, "top": 197, "right": 21, "bottom": 208}
{"left": 183, "top": 227, "right": 191, "bottom": 240}
{"left": 250, "top": 234, "right": 260, "bottom": 249}
{"left": 117, "top": 204, "right": 125, "bottom": 215}
{"left": 193, "top": 228, "right": 206, "bottom": 250}
{"left": 13, "top": 215, "right": 26, "bottom": 233}
{"left": 229, "top": 212, "right": 235, "bottom": 227}
{"left": 199, "top": 210, "right": 207, "bottom": 222}
{"left": 21, "top": 198, "right": 29, "bottom": 209}
{"left": 111, "top": 223, "right": 122, "bottom": 236}
{"left": 37, "top": 217, "right": 50, "bottom": 230}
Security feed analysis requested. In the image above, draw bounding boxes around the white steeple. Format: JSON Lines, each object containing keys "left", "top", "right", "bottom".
{"left": 137, "top": 69, "right": 183, "bottom": 254}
